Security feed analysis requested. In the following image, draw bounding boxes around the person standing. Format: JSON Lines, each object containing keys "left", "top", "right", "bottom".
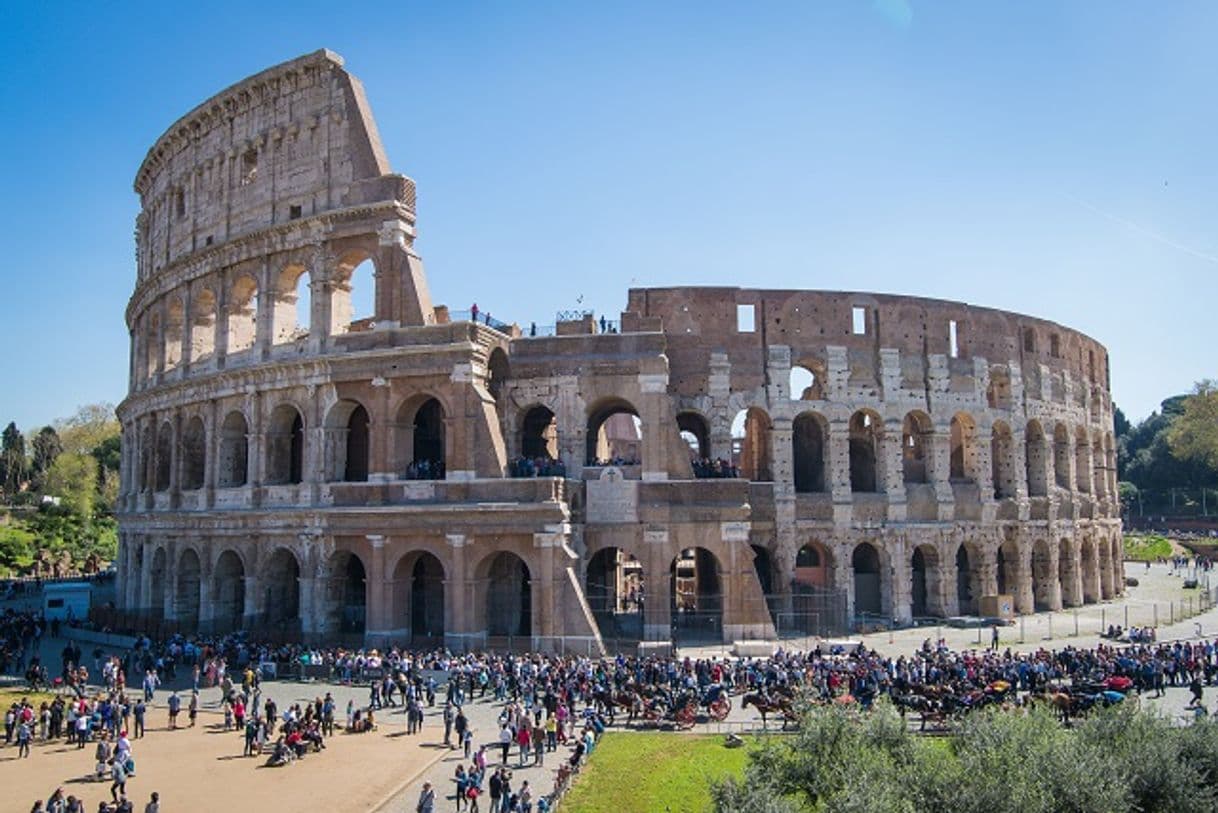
{"left": 143, "top": 792, "right": 159, "bottom": 813}
{"left": 188, "top": 691, "right": 198, "bottom": 728}
{"left": 443, "top": 701, "right": 455, "bottom": 748}
{"left": 415, "top": 781, "right": 435, "bottom": 813}
{"left": 16, "top": 718, "right": 31, "bottom": 758}
{"left": 133, "top": 700, "right": 145, "bottom": 739}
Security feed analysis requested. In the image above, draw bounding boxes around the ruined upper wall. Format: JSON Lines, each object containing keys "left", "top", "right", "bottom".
{"left": 626, "top": 287, "right": 1112, "bottom": 401}
{"left": 133, "top": 49, "right": 410, "bottom": 284}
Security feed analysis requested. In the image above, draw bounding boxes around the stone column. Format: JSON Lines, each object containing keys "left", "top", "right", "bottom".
{"left": 365, "top": 535, "right": 388, "bottom": 642}
{"left": 881, "top": 421, "right": 906, "bottom": 521}
{"left": 941, "top": 542, "right": 960, "bottom": 617}
{"left": 638, "top": 372, "right": 670, "bottom": 481}
{"left": 929, "top": 427, "right": 955, "bottom": 520}
{"left": 770, "top": 418, "right": 794, "bottom": 493}
{"left": 888, "top": 538, "right": 912, "bottom": 625}
{"left": 256, "top": 257, "right": 275, "bottom": 360}
{"left": 180, "top": 285, "right": 194, "bottom": 372}
{"left": 243, "top": 575, "right": 260, "bottom": 627}
{"left": 827, "top": 419, "right": 852, "bottom": 522}
{"left": 168, "top": 410, "right": 182, "bottom": 509}
{"left": 214, "top": 276, "right": 230, "bottom": 369}
{"left": 444, "top": 533, "right": 476, "bottom": 651}
{"left": 977, "top": 545, "right": 999, "bottom": 599}
{"left": 643, "top": 529, "right": 673, "bottom": 642}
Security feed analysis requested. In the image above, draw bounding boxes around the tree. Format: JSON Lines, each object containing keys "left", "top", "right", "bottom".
{"left": 42, "top": 452, "right": 98, "bottom": 517}
{"left": 30, "top": 425, "right": 63, "bottom": 488}
{"left": 1, "top": 422, "right": 27, "bottom": 495}
{"left": 54, "top": 403, "right": 119, "bottom": 456}
{"left": 1169, "top": 380, "right": 1218, "bottom": 472}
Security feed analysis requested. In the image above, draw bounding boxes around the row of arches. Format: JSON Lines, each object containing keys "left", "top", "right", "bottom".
{"left": 137, "top": 254, "right": 377, "bottom": 383}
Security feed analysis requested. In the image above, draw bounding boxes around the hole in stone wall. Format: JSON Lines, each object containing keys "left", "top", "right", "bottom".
{"left": 852, "top": 306, "right": 866, "bottom": 335}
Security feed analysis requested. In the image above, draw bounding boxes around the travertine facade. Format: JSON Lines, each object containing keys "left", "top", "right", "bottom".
{"left": 116, "top": 51, "right": 1122, "bottom": 652}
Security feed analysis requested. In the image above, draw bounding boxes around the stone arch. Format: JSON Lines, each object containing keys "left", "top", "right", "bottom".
{"left": 1058, "top": 537, "right": 1081, "bottom": 607}
{"left": 262, "top": 547, "right": 301, "bottom": 631}
{"left": 324, "top": 399, "right": 369, "bottom": 482}
{"left": 848, "top": 410, "right": 882, "bottom": 493}
{"left": 670, "top": 547, "right": 724, "bottom": 642}
{"left": 996, "top": 539, "right": 1023, "bottom": 599}
{"left": 795, "top": 541, "right": 833, "bottom": 588}
{"left": 154, "top": 421, "right": 172, "bottom": 492}
{"left": 955, "top": 543, "right": 978, "bottom": 615}
{"left": 792, "top": 541, "right": 839, "bottom": 634}
{"left": 391, "top": 550, "right": 446, "bottom": 645}
{"left": 677, "top": 411, "right": 710, "bottom": 461}
{"left": 1031, "top": 538, "right": 1058, "bottom": 611}
{"left": 331, "top": 251, "right": 377, "bottom": 335}
{"left": 265, "top": 403, "right": 305, "bottom": 485}
{"left": 986, "top": 366, "right": 1012, "bottom": 410}
{"left": 1080, "top": 536, "right": 1099, "bottom": 602}
{"left": 851, "top": 542, "right": 885, "bottom": 618}
{"left": 487, "top": 347, "right": 510, "bottom": 400}
{"left": 1053, "top": 422, "right": 1071, "bottom": 489}
{"left": 272, "top": 262, "right": 310, "bottom": 344}
{"left": 212, "top": 549, "right": 245, "bottom": 633}
{"left": 149, "top": 546, "right": 167, "bottom": 615}
{"left": 587, "top": 397, "right": 642, "bottom": 466}
{"left": 481, "top": 551, "right": 532, "bottom": 638}
{"left": 1092, "top": 434, "right": 1108, "bottom": 500}
{"left": 792, "top": 411, "right": 827, "bottom": 493}
{"left": 217, "top": 410, "right": 249, "bottom": 488}
{"left": 180, "top": 416, "right": 206, "bottom": 491}
{"left": 789, "top": 361, "right": 825, "bottom": 401}
{"left": 586, "top": 547, "right": 645, "bottom": 638}
{"left": 139, "top": 425, "right": 154, "bottom": 492}
{"left": 144, "top": 312, "right": 161, "bottom": 380}
{"left": 991, "top": 420, "right": 1017, "bottom": 499}
{"left": 164, "top": 297, "right": 185, "bottom": 370}
{"left": 902, "top": 411, "right": 932, "bottom": 485}
{"left": 190, "top": 287, "right": 217, "bottom": 362}
{"left": 730, "top": 407, "right": 772, "bottom": 481}
{"left": 521, "top": 404, "right": 558, "bottom": 461}
{"left": 949, "top": 412, "right": 979, "bottom": 483}
{"left": 175, "top": 547, "right": 201, "bottom": 630}
{"left": 1074, "top": 426, "right": 1091, "bottom": 493}
{"left": 322, "top": 549, "right": 367, "bottom": 635}
{"left": 1025, "top": 419, "right": 1048, "bottom": 497}
{"left": 1098, "top": 535, "right": 1114, "bottom": 598}
{"left": 911, "top": 544, "right": 944, "bottom": 618}
{"left": 227, "top": 273, "right": 259, "bottom": 354}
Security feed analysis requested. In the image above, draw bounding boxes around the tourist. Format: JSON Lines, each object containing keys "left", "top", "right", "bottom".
{"left": 166, "top": 691, "right": 180, "bottom": 729}
{"left": 143, "top": 792, "right": 159, "bottom": 813}
{"left": 416, "top": 781, "right": 435, "bottom": 813}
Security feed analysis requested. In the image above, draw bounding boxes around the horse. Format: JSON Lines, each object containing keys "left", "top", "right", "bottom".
{"left": 742, "top": 692, "right": 793, "bottom": 729}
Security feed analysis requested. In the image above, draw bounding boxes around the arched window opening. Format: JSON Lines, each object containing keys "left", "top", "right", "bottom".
{"left": 587, "top": 400, "right": 642, "bottom": 467}
{"left": 586, "top": 548, "right": 645, "bottom": 638}
{"left": 263, "top": 549, "right": 301, "bottom": 632}
{"left": 144, "top": 313, "right": 161, "bottom": 380}
{"left": 409, "top": 398, "right": 445, "bottom": 480}
{"left": 164, "top": 298, "right": 185, "bottom": 370}
{"left": 227, "top": 275, "right": 259, "bottom": 354}
{"left": 516, "top": 406, "right": 559, "bottom": 475}
{"left": 1053, "top": 423, "right": 1071, "bottom": 489}
{"left": 730, "top": 407, "right": 772, "bottom": 481}
{"left": 191, "top": 288, "right": 217, "bottom": 362}
{"left": 949, "top": 413, "right": 978, "bottom": 483}
{"left": 180, "top": 416, "right": 205, "bottom": 491}
{"left": 487, "top": 348, "right": 509, "bottom": 400}
{"left": 789, "top": 364, "right": 824, "bottom": 401}
{"left": 911, "top": 546, "right": 938, "bottom": 618}
{"left": 997, "top": 541, "right": 1020, "bottom": 597}
{"left": 266, "top": 405, "right": 305, "bottom": 485}
{"left": 793, "top": 412, "right": 826, "bottom": 493}
{"left": 956, "top": 545, "right": 975, "bottom": 614}
{"left": 391, "top": 552, "right": 445, "bottom": 644}
{"left": 344, "top": 405, "right": 370, "bottom": 482}
{"left": 1075, "top": 428, "right": 1091, "bottom": 494}
{"left": 852, "top": 543, "right": 882, "bottom": 617}
{"left": 991, "top": 421, "right": 1016, "bottom": 499}
{"left": 486, "top": 552, "right": 532, "bottom": 638}
{"left": 1025, "top": 421, "right": 1048, "bottom": 497}
{"left": 849, "top": 411, "right": 881, "bottom": 493}
{"left": 331, "top": 256, "right": 376, "bottom": 335}
{"left": 217, "top": 411, "right": 249, "bottom": 488}
{"left": 670, "top": 547, "right": 723, "bottom": 643}
{"left": 154, "top": 422, "right": 172, "bottom": 493}
{"left": 676, "top": 412, "right": 710, "bottom": 461}
{"left": 212, "top": 550, "right": 245, "bottom": 633}
{"left": 273, "top": 265, "right": 310, "bottom": 345}
{"left": 902, "top": 412, "right": 930, "bottom": 485}
{"left": 324, "top": 551, "right": 366, "bottom": 635}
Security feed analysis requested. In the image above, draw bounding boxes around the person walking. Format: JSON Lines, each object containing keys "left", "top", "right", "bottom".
{"left": 167, "top": 692, "right": 180, "bottom": 730}
{"left": 16, "top": 718, "right": 32, "bottom": 758}
{"left": 110, "top": 757, "right": 129, "bottom": 802}
{"left": 415, "top": 781, "right": 435, "bottom": 813}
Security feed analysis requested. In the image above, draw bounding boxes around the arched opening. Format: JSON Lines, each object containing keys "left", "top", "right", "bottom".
{"left": 586, "top": 548, "right": 645, "bottom": 639}
{"left": 331, "top": 255, "right": 376, "bottom": 335}
{"left": 902, "top": 411, "right": 931, "bottom": 485}
{"left": 191, "top": 288, "right": 217, "bottom": 363}
{"left": 1053, "top": 423, "right": 1071, "bottom": 489}
{"left": 587, "top": 399, "right": 642, "bottom": 466}
{"left": 670, "top": 548, "right": 723, "bottom": 642}
{"left": 409, "top": 398, "right": 446, "bottom": 479}
{"left": 949, "top": 413, "right": 978, "bottom": 483}
{"left": 217, "top": 411, "right": 249, "bottom": 488}
{"left": 731, "top": 407, "right": 772, "bottom": 481}
{"left": 1098, "top": 536, "right": 1114, "bottom": 598}
{"left": 991, "top": 420, "right": 1016, "bottom": 499}
{"left": 1080, "top": 537, "right": 1099, "bottom": 602}
{"left": 180, "top": 416, "right": 205, "bottom": 491}
{"left": 266, "top": 404, "right": 305, "bottom": 485}
{"left": 795, "top": 542, "right": 830, "bottom": 587}
{"left": 154, "top": 422, "right": 172, "bottom": 492}
{"left": 392, "top": 552, "right": 445, "bottom": 645}
{"left": 793, "top": 542, "right": 842, "bottom": 635}
{"left": 273, "top": 264, "right": 310, "bottom": 344}
{"left": 677, "top": 411, "right": 710, "bottom": 462}
{"left": 518, "top": 405, "right": 559, "bottom": 470}
{"left": 1093, "top": 437, "right": 1108, "bottom": 500}
{"left": 139, "top": 426, "right": 153, "bottom": 492}
{"left": 1025, "top": 420, "right": 1048, "bottom": 497}
{"left": 144, "top": 313, "right": 160, "bottom": 380}
{"left": 487, "top": 348, "right": 509, "bottom": 400}
{"left": 175, "top": 548, "right": 201, "bottom": 631}
{"left": 911, "top": 545, "right": 943, "bottom": 618}
{"left": 789, "top": 364, "right": 824, "bottom": 400}
{"left": 849, "top": 411, "right": 881, "bottom": 493}
{"left": 227, "top": 274, "right": 259, "bottom": 354}
{"left": 986, "top": 366, "right": 1012, "bottom": 410}
{"left": 212, "top": 550, "right": 245, "bottom": 633}
{"left": 1032, "top": 539, "right": 1056, "bottom": 611}
{"left": 344, "top": 405, "right": 370, "bottom": 482}
{"left": 486, "top": 552, "right": 531, "bottom": 638}
{"left": 997, "top": 541, "right": 1021, "bottom": 599}
{"left": 793, "top": 412, "right": 826, "bottom": 493}
{"left": 1058, "top": 538, "right": 1079, "bottom": 606}
{"left": 852, "top": 543, "right": 883, "bottom": 617}
{"left": 324, "top": 550, "right": 366, "bottom": 635}
{"left": 751, "top": 545, "right": 775, "bottom": 595}
{"left": 149, "top": 547, "right": 166, "bottom": 616}
{"left": 164, "top": 298, "right": 185, "bottom": 370}
{"left": 1075, "top": 428, "right": 1091, "bottom": 493}
{"left": 956, "top": 545, "right": 975, "bottom": 614}
{"left": 262, "top": 548, "right": 301, "bottom": 632}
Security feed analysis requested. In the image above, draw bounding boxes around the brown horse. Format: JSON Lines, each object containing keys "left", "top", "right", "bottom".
{"left": 742, "top": 692, "right": 793, "bottom": 729}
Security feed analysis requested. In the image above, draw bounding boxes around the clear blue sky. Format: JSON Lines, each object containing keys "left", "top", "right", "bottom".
{"left": 1, "top": 1, "right": 1215, "bottom": 431}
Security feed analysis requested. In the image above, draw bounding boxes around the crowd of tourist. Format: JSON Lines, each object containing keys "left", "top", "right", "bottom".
{"left": 405, "top": 459, "right": 447, "bottom": 481}
{"left": 509, "top": 457, "right": 568, "bottom": 478}
{"left": 690, "top": 457, "right": 739, "bottom": 479}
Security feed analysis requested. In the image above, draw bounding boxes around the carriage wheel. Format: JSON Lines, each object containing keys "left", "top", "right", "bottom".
{"left": 711, "top": 697, "right": 731, "bottom": 721}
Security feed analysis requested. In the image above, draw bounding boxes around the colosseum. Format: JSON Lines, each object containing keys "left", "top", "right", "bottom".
{"left": 114, "top": 50, "right": 1122, "bottom": 653}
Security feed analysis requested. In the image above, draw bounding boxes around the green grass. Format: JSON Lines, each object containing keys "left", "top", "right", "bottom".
{"left": 0, "top": 687, "right": 60, "bottom": 708}
{"left": 562, "top": 733, "right": 751, "bottom": 813}
{"left": 1123, "top": 534, "right": 1175, "bottom": 561}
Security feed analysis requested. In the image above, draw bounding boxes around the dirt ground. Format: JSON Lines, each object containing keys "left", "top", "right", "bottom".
{"left": 1, "top": 707, "right": 446, "bottom": 813}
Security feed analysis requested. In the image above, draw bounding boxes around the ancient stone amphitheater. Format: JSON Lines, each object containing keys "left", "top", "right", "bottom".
{"left": 115, "top": 50, "right": 1122, "bottom": 652}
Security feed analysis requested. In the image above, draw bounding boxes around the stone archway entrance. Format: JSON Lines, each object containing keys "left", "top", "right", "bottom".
{"left": 670, "top": 548, "right": 723, "bottom": 643}
{"left": 486, "top": 552, "right": 532, "bottom": 639}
